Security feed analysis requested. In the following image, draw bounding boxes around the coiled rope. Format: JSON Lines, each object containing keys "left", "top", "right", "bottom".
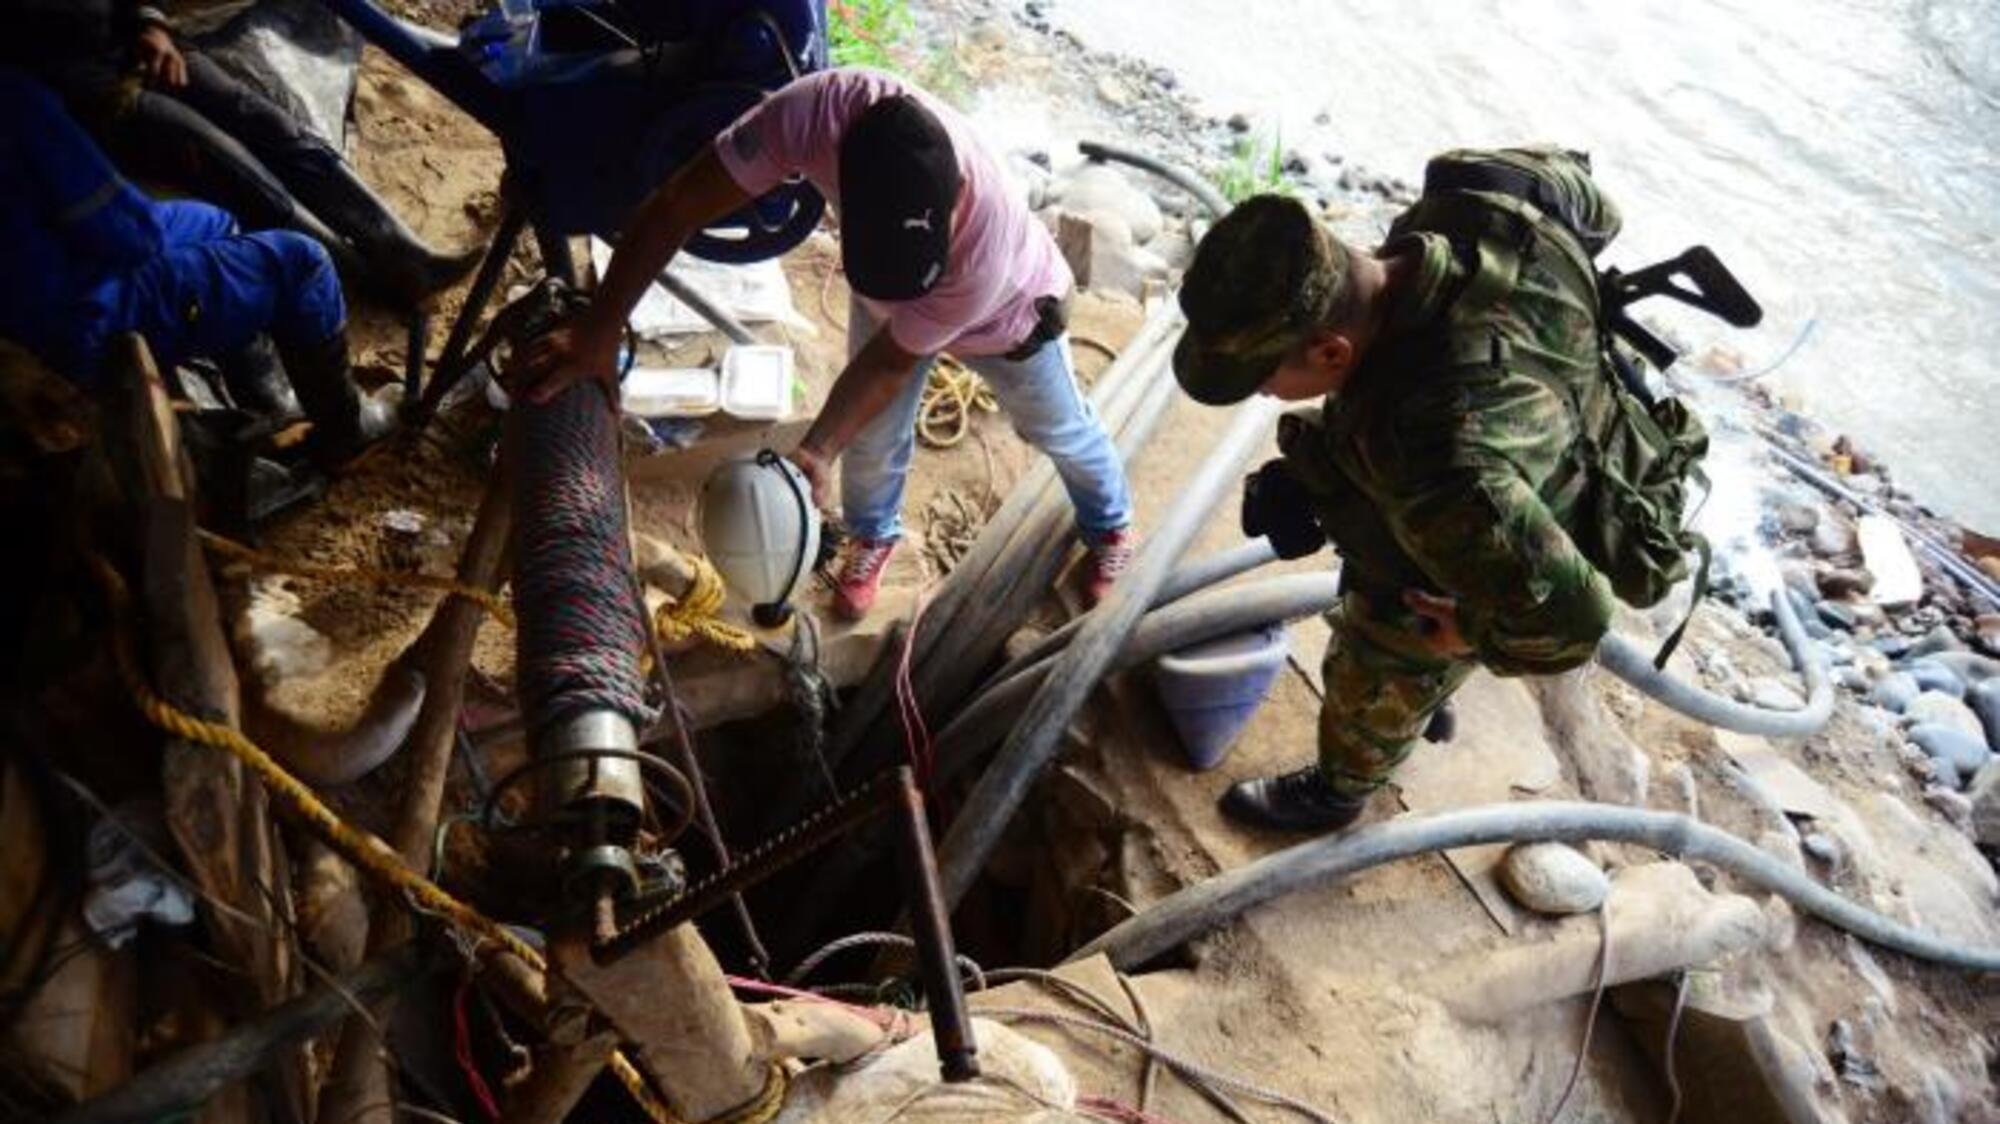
{"left": 198, "top": 529, "right": 516, "bottom": 628}
{"left": 513, "top": 384, "right": 653, "bottom": 728}
{"left": 88, "top": 553, "right": 687, "bottom": 1124}
{"left": 653, "top": 553, "right": 756, "bottom": 653}
{"left": 917, "top": 357, "right": 996, "bottom": 449}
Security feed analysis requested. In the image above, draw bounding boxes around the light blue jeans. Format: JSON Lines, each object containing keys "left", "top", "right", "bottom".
{"left": 841, "top": 298, "right": 1134, "bottom": 543}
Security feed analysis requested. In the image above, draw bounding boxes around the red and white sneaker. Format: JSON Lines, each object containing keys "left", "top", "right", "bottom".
{"left": 1082, "top": 528, "right": 1138, "bottom": 607}
{"left": 832, "top": 537, "right": 898, "bottom": 621}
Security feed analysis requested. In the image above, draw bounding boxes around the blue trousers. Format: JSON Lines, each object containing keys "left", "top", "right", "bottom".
{"left": 76, "top": 199, "right": 344, "bottom": 378}
{"left": 842, "top": 297, "right": 1134, "bottom": 543}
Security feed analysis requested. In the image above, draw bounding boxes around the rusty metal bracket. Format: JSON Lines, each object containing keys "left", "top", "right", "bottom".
{"left": 594, "top": 767, "right": 980, "bottom": 1082}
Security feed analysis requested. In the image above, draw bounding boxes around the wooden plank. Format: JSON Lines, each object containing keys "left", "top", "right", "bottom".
{"left": 114, "top": 333, "right": 299, "bottom": 1121}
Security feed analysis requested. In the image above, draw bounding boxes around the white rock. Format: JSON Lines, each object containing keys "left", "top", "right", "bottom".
{"left": 1966, "top": 761, "right": 2000, "bottom": 847}
{"left": 1904, "top": 691, "right": 1986, "bottom": 743}
{"left": 233, "top": 584, "right": 332, "bottom": 684}
{"left": 1747, "top": 677, "right": 1806, "bottom": 711}
{"left": 1046, "top": 162, "right": 1163, "bottom": 245}
{"left": 1498, "top": 842, "right": 1609, "bottom": 915}
{"left": 1858, "top": 515, "right": 1923, "bottom": 606}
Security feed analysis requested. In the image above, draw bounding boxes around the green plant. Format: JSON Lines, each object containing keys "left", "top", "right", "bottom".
{"left": 1215, "top": 130, "right": 1293, "bottom": 205}
{"left": 829, "top": 0, "right": 914, "bottom": 71}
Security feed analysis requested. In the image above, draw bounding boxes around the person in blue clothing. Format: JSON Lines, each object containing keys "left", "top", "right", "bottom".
{"left": 0, "top": 68, "right": 390, "bottom": 466}
{"left": 1, "top": 0, "right": 478, "bottom": 309}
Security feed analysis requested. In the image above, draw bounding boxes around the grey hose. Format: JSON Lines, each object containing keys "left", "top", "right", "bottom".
{"left": 993, "top": 538, "right": 1283, "bottom": 683}
{"left": 1596, "top": 590, "right": 1832, "bottom": 738}
{"left": 1078, "top": 140, "right": 1232, "bottom": 219}
{"left": 934, "top": 572, "right": 1344, "bottom": 787}
{"left": 935, "top": 398, "right": 1285, "bottom": 906}
{"left": 1067, "top": 801, "right": 2000, "bottom": 974}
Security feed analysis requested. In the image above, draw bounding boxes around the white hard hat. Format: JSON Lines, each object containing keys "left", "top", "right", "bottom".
{"left": 699, "top": 451, "right": 822, "bottom": 626}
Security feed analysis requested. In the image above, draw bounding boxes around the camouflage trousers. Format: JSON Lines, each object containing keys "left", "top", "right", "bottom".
{"left": 1318, "top": 591, "right": 1476, "bottom": 797}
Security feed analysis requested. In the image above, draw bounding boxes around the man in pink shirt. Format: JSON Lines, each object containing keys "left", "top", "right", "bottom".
{"left": 512, "top": 68, "right": 1136, "bottom": 619}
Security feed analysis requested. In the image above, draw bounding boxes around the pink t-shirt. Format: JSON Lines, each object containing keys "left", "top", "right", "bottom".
{"left": 715, "top": 68, "right": 1071, "bottom": 358}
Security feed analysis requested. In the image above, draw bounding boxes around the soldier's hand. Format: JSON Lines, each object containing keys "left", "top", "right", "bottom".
{"left": 1403, "top": 590, "right": 1474, "bottom": 658}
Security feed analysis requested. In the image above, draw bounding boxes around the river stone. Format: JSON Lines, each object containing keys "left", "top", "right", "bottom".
{"left": 1498, "top": 842, "right": 1608, "bottom": 915}
{"left": 1967, "top": 761, "right": 2000, "bottom": 847}
{"left": 1908, "top": 724, "right": 1990, "bottom": 785}
{"left": 1817, "top": 601, "right": 1859, "bottom": 632}
{"left": 1747, "top": 677, "right": 1806, "bottom": 711}
{"left": 1908, "top": 625, "right": 1967, "bottom": 660}
{"left": 1801, "top": 831, "right": 1844, "bottom": 872}
{"left": 1818, "top": 567, "right": 1876, "bottom": 599}
{"left": 1811, "top": 518, "right": 1857, "bottom": 559}
{"left": 1837, "top": 667, "right": 1871, "bottom": 693}
{"left": 1968, "top": 680, "right": 2000, "bottom": 752}
{"left": 1875, "top": 634, "right": 1915, "bottom": 661}
{"left": 1977, "top": 613, "right": 2000, "bottom": 654}
{"left": 1904, "top": 691, "right": 1986, "bottom": 744}
{"left": 1923, "top": 786, "right": 1974, "bottom": 834}
{"left": 1904, "top": 660, "right": 1966, "bottom": 699}
{"left": 1870, "top": 672, "right": 1919, "bottom": 713}
{"left": 1048, "top": 163, "right": 1164, "bottom": 245}
{"left": 1775, "top": 500, "right": 1819, "bottom": 534}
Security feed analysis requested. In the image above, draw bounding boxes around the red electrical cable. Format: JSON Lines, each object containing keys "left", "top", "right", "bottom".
{"left": 453, "top": 978, "right": 504, "bottom": 1123}
{"left": 894, "top": 585, "right": 936, "bottom": 786}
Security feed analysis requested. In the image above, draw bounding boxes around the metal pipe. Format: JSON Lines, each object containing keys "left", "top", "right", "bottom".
{"left": 1761, "top": 434, "right": 2000, "bottom": 611}
{"left": 408, "top": 194, "right": 526, "bottom": 427}
{"left": 656, "top": 270, "right": 759, "bottom": 346}
{"left": 1077, "top": 140, "right": 1231, "bottom": 220}
{"left": 893, "top": 769, "right": 980, "bottom": 1082}
{"left": 1596, "top": 589, "right": 1831, "bottom": 738}
{"left": 1067, "top": 801, "right": 2000, "bottom": 974}
{"left": 935, "top": 397, "right": 1285, "bottom": 906}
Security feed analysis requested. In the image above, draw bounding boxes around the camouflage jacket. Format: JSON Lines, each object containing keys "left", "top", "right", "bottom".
{"left": 1282, "top": 146, "right": 1624, "bottom": 676}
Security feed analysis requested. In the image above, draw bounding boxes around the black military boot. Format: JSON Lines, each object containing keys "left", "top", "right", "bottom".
{"left": 280, "top": 333, "right": 395, "bottom": 468}
{"left": 1423, "top": 701, "right": 1457, "bottom": 744}
{"left": 1220, "top": 766, "right": 1369, "bottom": 833}
{"left": 291, "top": 162, "right": 481, "bottom": 308}
{"left": 218, "top": 335, "right": 301, "bottom": 421}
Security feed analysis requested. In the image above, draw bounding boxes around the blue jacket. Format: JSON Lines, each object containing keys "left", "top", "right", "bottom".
{"left": 0, "top": 68, "right": 166, "bottom": 375}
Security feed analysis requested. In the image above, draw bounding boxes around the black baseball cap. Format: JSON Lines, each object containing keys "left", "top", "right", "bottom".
{"left": 837, "top": 95, "right": 961, "bottom": 301}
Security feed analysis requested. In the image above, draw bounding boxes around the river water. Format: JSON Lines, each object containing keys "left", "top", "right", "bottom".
{"left": 1052, "top": 0, "right": 2000, "bottom": 530}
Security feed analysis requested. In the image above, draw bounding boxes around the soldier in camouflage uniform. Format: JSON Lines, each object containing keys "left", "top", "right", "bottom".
{"left": 1173, "top": 145, "right": 1627, "bottom": 831}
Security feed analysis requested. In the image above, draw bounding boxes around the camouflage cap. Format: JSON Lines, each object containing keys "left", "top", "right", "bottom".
{"left": 1174, "top": 194, "right": 1351, "bottom": 405}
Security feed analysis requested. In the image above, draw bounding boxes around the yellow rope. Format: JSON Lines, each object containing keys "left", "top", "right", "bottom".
{"left": 88, "top": 553, "right": 682, "bottom": 1124}
{"left": 653, "top": 553, "right": 757, "bottom": 653}
{"left": 710, "top": 1064, "right": 789, "bottom": 1124}
{"left": 916, "top": 357, "right": 996, "bottom": 449}
{"left": 199, "top": 529, "right": 517, "bottom": 629}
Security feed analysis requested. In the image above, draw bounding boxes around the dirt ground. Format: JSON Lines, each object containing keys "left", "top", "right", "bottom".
{"left": 224, "top": 22, "right": 2000, "bottom": 1124}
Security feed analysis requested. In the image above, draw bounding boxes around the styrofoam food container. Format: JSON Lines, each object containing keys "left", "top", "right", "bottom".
{"left": 720, "top": 345, "right": 794, "bottom": 421}
{"left": 623, "top": 367, "right": 720, "bottom": 417}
